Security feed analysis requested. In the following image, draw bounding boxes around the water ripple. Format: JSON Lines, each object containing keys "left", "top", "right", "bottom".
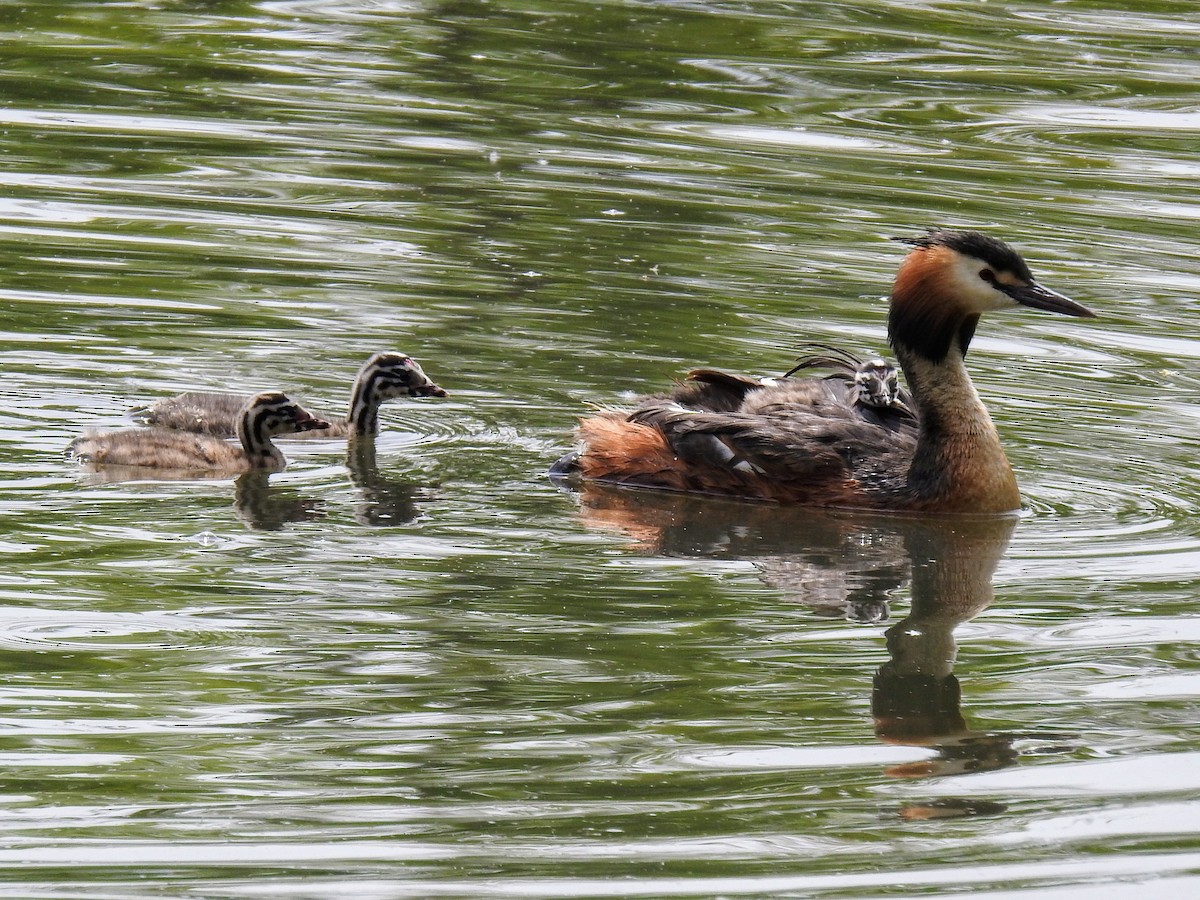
{"left": 0, "top": 0, "right": 1197, "bottom": 896}
{"left": 0, "top": 606, "right": 242, "bottom": 652}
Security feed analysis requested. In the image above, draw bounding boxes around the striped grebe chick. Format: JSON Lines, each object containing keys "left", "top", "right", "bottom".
{"left": 783, "top": 344, "right": 912, "bottom": 411}
{"left": 130, "top": 352, "right": 446, "bottom": 439}
{"left": 71, "top": 391, "right": 328, "bottom": 475}
{"left": 552, "top": 228, "right": 1095, "bottom": 514}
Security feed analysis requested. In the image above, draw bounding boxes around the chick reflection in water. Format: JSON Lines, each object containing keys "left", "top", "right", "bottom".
{"left": 344, "top": 436, "right": 428, "bottom": 526}
{"left": 232, "top": 472, "right": 325, "bottom": 531}
{"left": 562, "top": 486, "right": 1025, "bottom": 807}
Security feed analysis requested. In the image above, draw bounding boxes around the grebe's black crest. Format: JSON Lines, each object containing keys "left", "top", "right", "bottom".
{"left": 892, "top": 228, "right": 1034, "bottom": 282}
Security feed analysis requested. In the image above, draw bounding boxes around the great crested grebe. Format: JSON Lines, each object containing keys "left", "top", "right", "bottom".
{"left": 130, "top": 352, "right": 446, "bottom": 439}
{"left": 71, "top": 392, "right": 329, "bottom": 475}
{"left": 551, "top": 228, "right": 1094, "bottom": 514}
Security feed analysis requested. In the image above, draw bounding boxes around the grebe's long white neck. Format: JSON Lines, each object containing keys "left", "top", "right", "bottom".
{"left": 894, "top": 337, "right": 1017, "bottom": 513}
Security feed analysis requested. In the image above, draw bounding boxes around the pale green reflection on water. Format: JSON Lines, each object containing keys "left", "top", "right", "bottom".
{"left": 1, "top": 0, "right": 1200, "bottom": 896}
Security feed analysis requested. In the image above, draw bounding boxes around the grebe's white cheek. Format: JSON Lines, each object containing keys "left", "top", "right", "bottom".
{"left": 947, "top": 253, "right": 1018, "bottom": 312}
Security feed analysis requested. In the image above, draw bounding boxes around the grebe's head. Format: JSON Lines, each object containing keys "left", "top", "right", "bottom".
{"left": 854, "top": 358, "right": 902, "bottom": 408}
{"left": 888, "top": 228, "right": 1094, "bottom": 362}
{"left": 242, "top": 392, "right": 330, "bottom": 437}
{"left": 362, "top": 352, "right": 448, "bottom": 399}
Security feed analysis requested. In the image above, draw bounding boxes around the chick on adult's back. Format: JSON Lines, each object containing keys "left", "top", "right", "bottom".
{"left": 679, "top": 345, "right": 915, "bottom": 434}
{"left": 552, "top": 229, "right": 1094, "bottom": 514}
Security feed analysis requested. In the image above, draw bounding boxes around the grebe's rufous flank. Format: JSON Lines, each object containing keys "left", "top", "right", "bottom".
{"left": 130, "top": 352, "right": 447, "bottom": 440}
{"left": 71, "top": 392, "right": 328, "bottom": 475}
{"left": 551, "top": 228, "right": 1095, "bottom": 514}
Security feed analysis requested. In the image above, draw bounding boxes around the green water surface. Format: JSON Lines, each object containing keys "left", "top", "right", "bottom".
{"left": 2, "top": 1, "right": 1200, "bottom": 897}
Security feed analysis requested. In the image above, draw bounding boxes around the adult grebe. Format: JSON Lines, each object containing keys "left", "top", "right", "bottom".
{"left": 71, "top": 392, "right": 328, "bottom": 475}
{"left": 551, "top": 228, "right": 1094, "bottom": 513}
{"left": 130, "top": 352, "right": 446, "bottom": 439}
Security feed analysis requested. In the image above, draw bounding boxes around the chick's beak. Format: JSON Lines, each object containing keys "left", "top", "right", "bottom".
{"left": 410, "top": 380, "right": 448, "bottom": 398}
{"left": 1006, "top": 281, "right": 1096, "bottom": 318}
{"left": 293, "top": 408, "right": 330, "bottom": 432}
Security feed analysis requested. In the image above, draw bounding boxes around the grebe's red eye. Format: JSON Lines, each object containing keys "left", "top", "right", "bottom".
{"left": 979, "top": 269, "right": 998, "bottom": 284}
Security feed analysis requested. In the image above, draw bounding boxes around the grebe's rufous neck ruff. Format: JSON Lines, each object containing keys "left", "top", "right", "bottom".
{"left": 553, "top": 228, "right": 1095, "bottom": 513}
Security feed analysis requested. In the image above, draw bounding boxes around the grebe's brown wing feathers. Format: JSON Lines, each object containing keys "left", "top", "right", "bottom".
{"left": 669, "top": 368, "right": 770, "bottom": 412}
{"left": 677, "top": 367, "right": 855, "bottom": 413}
{"left": 676, "top": 368, "right": 850, "bottom": 417}
{"left": 673, "top": 362, "right": 898, "bottom": 415}
{"left": 854, "top": 402, "right": 918, "bottom": 434}
{"left": 625, "top": 400, "right": 916, "bottom": 504}
{"left": 684, "top": 369, "right": 765, "bottom": 390}
{"left": 783, "top": 344, "right": 864, "bottom": 379}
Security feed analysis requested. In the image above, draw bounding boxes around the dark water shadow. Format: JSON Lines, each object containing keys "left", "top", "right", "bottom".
{"left": 344, "top": 437, "right": 427, "bottom": 527}
{"left": 562, "top": 484, "right": 1049, "bottom": 810}
{"left": 232, "top": 473, "right": 325, "bottom": 531}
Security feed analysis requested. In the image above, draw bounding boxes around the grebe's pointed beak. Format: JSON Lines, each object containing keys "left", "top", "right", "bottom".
{"left": 1006, "top": 281, "right": 1096, "bottom": 318}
